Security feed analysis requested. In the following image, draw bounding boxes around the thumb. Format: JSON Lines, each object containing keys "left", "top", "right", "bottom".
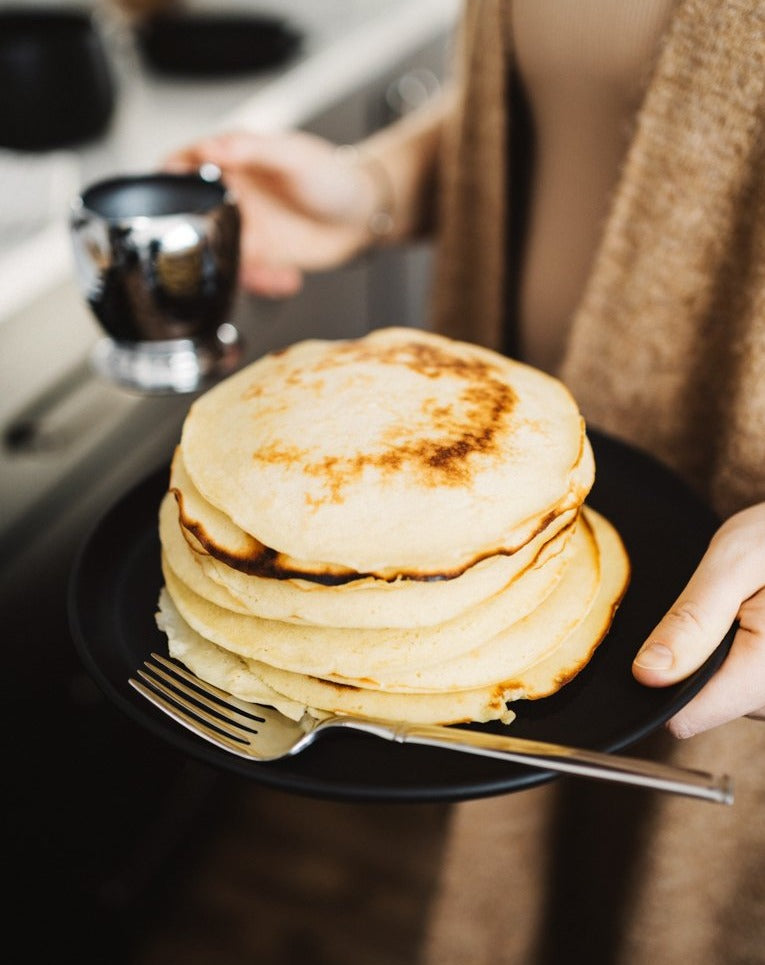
{"left": 632, "top": 512, "right": 764, "bottom": 687}
{"left": 662, "top": 604, "right": 765, "bottom": 738}
{"left": 631, "top": 595, "right": 735, "bottom": 687}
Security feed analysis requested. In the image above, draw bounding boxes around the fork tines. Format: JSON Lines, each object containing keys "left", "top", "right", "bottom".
{"left": 129, "top": 653, "right": 265, "bottom": 755}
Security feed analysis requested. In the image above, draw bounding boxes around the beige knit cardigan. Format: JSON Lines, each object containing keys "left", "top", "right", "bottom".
{"left": 422, "top": 3, "right": 765, "bottom": 963}
{"left": 430, "top": 0, "right": 765, "bottom": 520}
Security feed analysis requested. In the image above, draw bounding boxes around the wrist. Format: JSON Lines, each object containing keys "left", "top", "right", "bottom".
{"left": 334, "top": 144, "right": 395, "bottom": 246}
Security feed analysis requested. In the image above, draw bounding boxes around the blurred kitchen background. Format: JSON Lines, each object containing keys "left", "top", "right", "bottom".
{"left": 1, "top": 1, "right": 460, "bottom": 961}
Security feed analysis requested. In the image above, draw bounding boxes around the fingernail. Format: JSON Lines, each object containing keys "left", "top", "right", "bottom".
{"left": 634, "top": 642, "right": 674, "bottom": 670}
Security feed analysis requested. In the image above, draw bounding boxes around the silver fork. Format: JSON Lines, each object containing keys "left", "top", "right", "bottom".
{"left": 130, "top": 653, "right": 734, "bottom": 805}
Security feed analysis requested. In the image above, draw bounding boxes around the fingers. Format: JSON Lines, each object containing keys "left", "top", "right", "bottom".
{"left": 631, "top": 504, "right": 765, "bottom": 737}
{"left": 633, "top": 505, "right": 765, "bottom": 687}
{"left": 160, "top": 129, "right": 358, "bottom": 294}
{"left": 240, "top": 263, "right": 303, "bottom": 298}
{"left": 162, "top": 129, "right": 327, "bottom": 178}
{"left": 161, "top": 134, "right": 306, "bottom": 298}
{"left": 632, "top": 570, "right": 743, "bottom": 687}
{"left": 163, "top": 131, "right": 270, "bottom": 173}
{"left": 664, "top": 597, "right": 765, "bottom": 737}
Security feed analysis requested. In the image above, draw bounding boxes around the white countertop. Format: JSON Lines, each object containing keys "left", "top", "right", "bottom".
{"left": 0, "top": 0, "right": 459, "bottom": 325}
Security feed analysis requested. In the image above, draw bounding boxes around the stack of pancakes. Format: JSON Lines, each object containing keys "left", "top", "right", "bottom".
{"left": 156, "top": 327, "right": 629, "bottom": 725}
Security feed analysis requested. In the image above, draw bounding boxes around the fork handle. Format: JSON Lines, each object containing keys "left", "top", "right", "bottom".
{"left": 341, "top": 719, "right": 733, "bottom": 804}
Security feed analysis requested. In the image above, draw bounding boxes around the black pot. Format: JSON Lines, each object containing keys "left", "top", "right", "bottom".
{"left": 0, "top": 7, "right": 115, "bottom": 151}
{"left": 135, "top": 11, "right": 302, "bottom": 77}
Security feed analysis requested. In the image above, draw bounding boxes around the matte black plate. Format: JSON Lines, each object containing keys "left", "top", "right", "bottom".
{"left": 68, "top": 430, "right": 733, "bottom": 803}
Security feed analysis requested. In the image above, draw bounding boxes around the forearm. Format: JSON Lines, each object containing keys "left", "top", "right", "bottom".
{"left": 353, "top": 86, "right": 455, "bottom": 247}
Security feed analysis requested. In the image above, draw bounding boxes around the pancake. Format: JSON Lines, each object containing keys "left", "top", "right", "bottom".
{"left": 158, "top": 493, "right": 254, "bottom": 614}
{"left": 159, "top": 510, "right": 586, "bottom": 681}
{"left": 199, "top": 510, "right": 578, "bottom": 628}
{"left": 158, "top": 509, "right": 629, "bottom": 725}
{"left": 155, "top": 326, "right": 629, "bottom": 728}
{"left": 511, "top": 507, "right": 630, "bottom": 697}
{"left": 170, "top": 443, "right": 587, "bottom": 589}
{"left": 169, "top": 446, "right": 358, "bottom": 583}
{"left": 160, "top": 487, "right": 580, "bottom": 629}
{"left": 318, "top": 510, "right": 601, "bottom": 692}
{"left": 170, "top": 440, "right": 592, "bottom": 586}
{"left": 156, "top": 591, "right": 312, "bottom": 723}
{"left": 179, "top": 327, "right": 594, "bottom": 576}
{"left": 161, "top": 592, "right": 516, "bottom": 725}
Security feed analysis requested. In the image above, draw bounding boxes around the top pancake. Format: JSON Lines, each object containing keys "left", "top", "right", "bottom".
{"left": 180, "top": 327, "right": 593, "bottom": 574}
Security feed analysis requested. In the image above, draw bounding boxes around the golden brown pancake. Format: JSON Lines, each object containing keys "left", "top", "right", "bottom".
{"left": 160, "top": 486, "right": 580, "bottom": 629}
{"left": 179, "top": 327, "right": 594, "bottom": 576}
{"left": 157, "top": 509, "right": 629, "bottom": 724}
{"left": 159, "top": 511, "right": 585, "bottom": 681}
{"left": 156, "top": 327, "right": 629, "bottom": 727}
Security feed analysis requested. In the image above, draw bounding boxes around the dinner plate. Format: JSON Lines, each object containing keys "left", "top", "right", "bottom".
{"left": 68, "top": 428, "right": 733, "bottom": 803}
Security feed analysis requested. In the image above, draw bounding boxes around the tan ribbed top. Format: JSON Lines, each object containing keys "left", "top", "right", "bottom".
{"left": 430, "top": 0, "right": 765, "bottom": 519}
{"left": 511, "top": 0, "right": 677, "bottom": 370}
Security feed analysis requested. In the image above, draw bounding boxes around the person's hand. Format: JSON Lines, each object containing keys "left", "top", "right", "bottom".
{"left": 164, "top": 130, "right": 383, "bottom": 297}
{"left": 632, "top": 502, "right": 765, "bottom": 737}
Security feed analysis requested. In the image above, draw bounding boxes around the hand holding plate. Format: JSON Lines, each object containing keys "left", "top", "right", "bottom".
{"left": 633, "top": 501, "right": 765, "bottom": 736}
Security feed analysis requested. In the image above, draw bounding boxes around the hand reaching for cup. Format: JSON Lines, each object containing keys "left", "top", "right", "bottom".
{"left": 162, "top": 91, "right": 450, "bottom": 298}
{"left": 164, "top": 130, "right": 386, "bottom": 298}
